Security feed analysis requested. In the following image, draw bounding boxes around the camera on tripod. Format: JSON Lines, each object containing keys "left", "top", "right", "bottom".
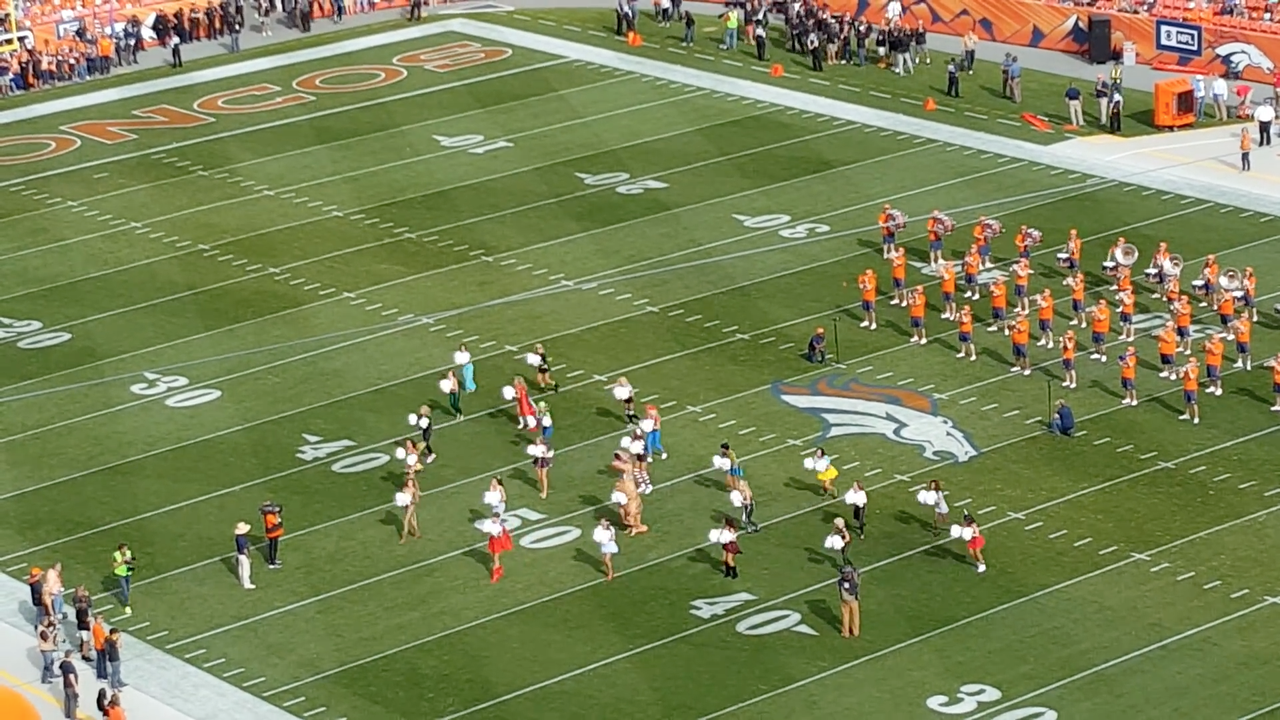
{"left": 260, "top": 501, "right": 282, "bottom": 516}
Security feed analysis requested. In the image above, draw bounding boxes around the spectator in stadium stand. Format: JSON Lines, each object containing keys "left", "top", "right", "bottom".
{"left": 1192, "top": 74, "right": 1206, "bottom": 121}
{"left": 1255, "top": 100, "right": 1275, "bottom": 147}
{"left": 1210, "top": 74, "right": 1229, "bottom": 121}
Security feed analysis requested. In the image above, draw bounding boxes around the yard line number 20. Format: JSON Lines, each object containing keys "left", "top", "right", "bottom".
{"left": 926, "top": 683, "right": 1057, "bottom": 719}
{"left": 0, "top": 317, "right": 73, "bottom": 349}
{"left": 688, "top": 592, "right": 818, "bottom": 638}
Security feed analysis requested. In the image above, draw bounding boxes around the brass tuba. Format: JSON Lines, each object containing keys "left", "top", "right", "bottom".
{"left": 1115, "top": 243, "right": 1139, "bottom": 267}
{"left": 1163, "top": 254, "right": 1184, "bottom": 277}
{"left": 1219, "top": 268, "right": 1243, "bottom": 291}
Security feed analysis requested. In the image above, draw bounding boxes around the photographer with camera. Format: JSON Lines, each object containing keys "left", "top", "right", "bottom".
{"left": 262, "top": 501, "right": 284, "bottom": 569}
{"left": 110, "top": 543, "right": 135, "bottom": 616}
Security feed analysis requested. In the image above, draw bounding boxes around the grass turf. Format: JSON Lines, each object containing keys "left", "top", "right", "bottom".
{"left": 1, "top": 19, "right": 1279, "bottom": 720}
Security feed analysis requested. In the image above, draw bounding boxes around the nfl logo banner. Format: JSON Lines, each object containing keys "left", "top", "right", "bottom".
{"left": 1155, "top": 19, "right": 1203, "bottom": 58}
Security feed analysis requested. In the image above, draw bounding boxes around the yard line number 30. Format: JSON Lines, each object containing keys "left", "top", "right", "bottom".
{"left": 689, "top": 592, "right": 818, "bottom": 638}
{"left": 926, "top": 683, "right": 1057, "bottom": 719}
{"left": 127, "top": 372, "right": 223, "bottom": 408}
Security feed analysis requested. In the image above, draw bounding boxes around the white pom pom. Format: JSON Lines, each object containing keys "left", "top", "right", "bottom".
{"left": 639, "top": 418, "right": 655, "bottom": 433}
{"left": 395, "top": 447, "right": 407, "bottom": 461}
{"left": 611, "top": 385, "right": 631, "bottom": 401}
{"left": 437, "top": 379, "right": 452, "bottom": 394}
{"left": 526, "top": 444, "right": 541, "bottom": 457}
{"left": 541, "top": 415, "right": 552, "bottom": 428}
{"left": 814, "top": 457, "right": 831, "bottom": 473}
{"left": 712, "top": 456, "right": 731, "bottom": 472}
{"left": 610, "top": 490, "right": 628, "bottom": 505}
{"left": 501, "top": 385, "right": 516, "bottom": 401}
{"left": 620, "top": 436, "right": 632, "bottom": 450}
{"left": 628, "top": 440, "right": 645, "bottom": 455}
{"left": 544, "top": 449, "right": 554, "bottom": 458}
{"left": 408, "top": 413, "right": 419, "bottom": 427}
{"left": 949, "top": 524, "right": 963, "bottom": 539}
{"left": 729, "top": 489, "right": 744, "bottom": 508}
{"left": 394, "top": 492, "right": 410, "bottom": 508}
{"left": 803, "top": 457, "right": 816, "bottom": 471}
{"left": 522, "top": 414, "right": 538, "bottom": 429}
{"left": 418, "top": 417, "right": 431, "bottom": 430}
{"left": 917, "top": 490, "right": 938, "bottom": 507}
{"left": 592, "top": 526, "right": 613, "bottom": 544}
{"left": 961, "top": 527, "right": 975, "bottom": 541}
{"left": 845, "top": 489, "right": 867, "bottom": 507}
{"left": 405, "top": 453, "right": 418, "bottom": 467}
{"left": 483, "top": 490, "right": 501, "bottom": 507}
{"left": 708, "top": 529, "right": 721, "bottom": 543}
{"left": 525, "top": 352, "right": 541, "bottom": 367}
{"left": 454, "top": 350, "right": 471, "bottom": 366}
{"left": 823, "top": 533, "right": 846, "bottom": 551}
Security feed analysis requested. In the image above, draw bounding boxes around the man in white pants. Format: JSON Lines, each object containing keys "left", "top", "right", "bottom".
{"left": 234, "top": 522, "right": 255, "bottom": 590}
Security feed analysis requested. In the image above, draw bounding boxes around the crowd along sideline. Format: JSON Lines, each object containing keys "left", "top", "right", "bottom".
{"left": 0, "top": 41, "right": 513, "bottom": 167}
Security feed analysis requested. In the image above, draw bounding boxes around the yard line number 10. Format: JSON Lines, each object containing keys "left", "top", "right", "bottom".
{"left": 926, "top": 683, "right": 1057, "bottom": 719}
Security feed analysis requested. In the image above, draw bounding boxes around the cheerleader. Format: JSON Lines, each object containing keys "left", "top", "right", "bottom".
{"left": 963, "top": 513, "right": 986, "bottom": 573}
{"left": 443, "top": 370, "right": 462, "bottom": 419}
{"left": 927, "top": 479, "right": 949, "bottom": 535}
{"left": 610, "top": 376, "right": 639, "bottom": 425}
{"left": 737, "top": 478, "right": 759, "bottom": 533}
{"left": 530, "top": 437, "right": 553, "bottom": 500}
{"left": 513, "top": 377, "right": 537, "bottom": 431}
{"left": 533, "top": 343, "right": 558, "bottom": 393}
{"left": 642, "top": 405, "right": 667, "bottom": 459}
{"left": 828, "top": 517, "right": 853, "bottom": 566}
{"left": 456, "top": 344, "right": 477, "bottom": 394}
{"left": 537, "top": 401, "right": 554, "bottom": 440}
{"left": 844, "top": 481, "right": 867, "bottom": 539}
{"left": 397, "top": 472, "right": 422, "bottom": 544}
{"left": 717, "top": 518, "right": 741, "bottom": 579}
{"left": 719, "top": 442, "right": 743, "bottom": 491}
{"left": 807, "top": 448, "right": 839, "bottom": 497}
{"left": 414, "top": 405, "right": 437, "bottom": 464}
{"left": 481, "top": 512, "right": 514, "bottom": 583}
{"left": 483, "top": 476, "right": 506, "bottom": 516}
{"left": 396, "top": 438, "right": 424, "bottom": 474}
{"left": 593, "top": 518, "right": 619, "bottom": 581}
{"left": 632, "top": 447, "right": 654, "bottom": 496}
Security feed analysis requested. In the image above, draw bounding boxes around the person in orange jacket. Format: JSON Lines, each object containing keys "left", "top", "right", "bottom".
{"left": 261, "top": 501, "right": 284, "bottom": 569}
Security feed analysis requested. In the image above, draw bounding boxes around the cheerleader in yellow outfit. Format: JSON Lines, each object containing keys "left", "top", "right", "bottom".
{"left": 805, "top": 448, "right": 839, "bottom": 497}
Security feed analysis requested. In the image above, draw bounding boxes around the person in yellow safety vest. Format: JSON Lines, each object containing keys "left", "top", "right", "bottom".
{"left": 262, "top": 501, "right": 285, "bottom": 568}
{"left": 110, "top": 543, "right": 135, "bottom": 616}
{"left": 719, "top": 7, "right": 738, "bottom": 51}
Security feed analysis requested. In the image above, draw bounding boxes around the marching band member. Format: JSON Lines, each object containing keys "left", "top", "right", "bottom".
{"left": 1270, "top": 353, "right": 1280, "bottom": 411}
{"left": 908, "top": 285, "right": 928, "bottom": 344}
{"left": 1117, "top": 287, "right": 1136, "bottom": 341}
{"left": 1157, "top": 322, "right": 1179, "bottom": 380}
{"left": 718, "top": 518, "right": 742, "bottom": 579}
{"left": 1060, "top": 330, "right": 1078, "bottom": 389}
{"left": 529, "top": 437, "right": 553, "bottom": 499}
{"left": 973, "top": 216, "right": 995, "bottom": 269}
{"left": 481, "top": 511, "right": 514, "bottom": 583}
{"left": 593, "top": 518, "right": 618, "bottom": 581}
{"left": 1179, "top": 356, "right": 1201, "bottom": 425}
{"left": 643, "top": 405, "right": 667, "bottom": 459}
{"left": 720, "top": 442, "right": 743, "bottom": 490}
{"left": 1230, "top": 313, "right": 1253, "bottom": 371}
{"left": 533, "top": 343, "right": 558, "bottom": 392}
{"left": 926, "top": 210, "right": 950, "bottom": 267}
{"left": 829, "top": 517, "right": 853, "bottom": 566}
{"left": 879, "top": 204, "right": 902, "bottom": 259}
{"left": 1203, "top": 333, "right": 1225, "bottom": 396}
{"left": 963, "top": 244, "right": 983, "bottom": 300}
{"left": 513, "top": 377, "right": 537, "bottom": 430}
{"left": 738, "top": 478, "right": 759, "bottom": 533}
{"left": 1013, "top": 225, "right": 1031, "bottom": 260}
{"left": 1118, "top": 345, "right": 1138, "bottom": 406}
{"left": 1009, "top": 311, "right": 1032, "bottom": 376}
{"left": 1106, "top": 237, "right": 1127, "bottom": 289}
{"left": 939, "top": 261, "right": 958, "bottom": 320}
{"left": 963, "top": 513, "right": 986, "bottom": 573}
{"left": 484, "top": 476, "right": 507, "bottom": 516}
{"left": 1215, "top": 288, "right": 1237, "bottom": 339}
{"left": 1164, "top": 272, "right": 1182, "bottom": 309}
{"left": 1173, "top": 295, "right": 1194, "bottom": 355}
{"left": 1087, "top": 298, "right": 1111, "bottom": 363}
{"left": 858, "top": 268, "right": 879, "bottom": 329}
{"left": 415, "top": 405, "right": 437, "bottom": 464}
{"left": 1034, "top": 289, "right": 1055, "bottom": 347}
{"left": 444, "top": 369, "right": 462, "bottom": 419}
{"left": 1063, "top": 228, "right": 1082, "bottom": 272}
{"left": 1115, "top": 258, "right": 1134, "bottom": 297}
{"left": 537, "top": 401, "right": 554, "bottom": 440}
{"left": 927, "top": 479, "right": 949, "bottom": 535}
{"left": 397, "top": 472, "right": 421, "bottom": 545}
{"left": 956, "top": 304, "right": 977, "bottom": 361}
{"left": 457, "top": 344, "right": 477, "bottom": 393}
{"left": 610, "top": 376, "right": 640, "bottom": 425}
{"left": 987, "top": 278, "right": 1008, "bottom": 334}
{"left": 889, "top": 248, "right": 908, "bottom": 306}
{"left": 845, "top": 480, "right": 868, "bottom": 539}
{"left": 1150, "top": 242, "right": 1171, "bottom": 299}
{"left": 1196, "top": 254, "right": 1219, "bottom": 307}
{"left": 1242, "top": 267, "right": 1258, "bottom": 321}
{"left": 1012, "top": 258, "right": 1033, "bottom": 315}
{"left": 1064, "top": 271, "right": 1086, "bottom": 326}
{"left": 808, "top": 448, "right": 840, "bottom": 497}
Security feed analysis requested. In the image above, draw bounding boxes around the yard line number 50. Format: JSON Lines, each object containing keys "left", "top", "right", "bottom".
{"left": 926, "top": 683, "right": 1057, "bottom": 719}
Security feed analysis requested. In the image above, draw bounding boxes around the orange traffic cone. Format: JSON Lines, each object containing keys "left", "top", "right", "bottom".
{"left": 627, "top": 31, "right": 642, "bottom": 47}
{"left": 923, "top": 97, "right": 937, "bottom": 111}
{"left": 769, "top": 63, "right": 784, "bottom": 78}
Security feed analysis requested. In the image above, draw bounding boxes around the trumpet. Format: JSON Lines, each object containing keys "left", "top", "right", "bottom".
{"left": 1162, "top": 254, "right": 1184, "bottom": 278}
{"left": 1219, "top": 268, "right": 1243, "bottom": 291}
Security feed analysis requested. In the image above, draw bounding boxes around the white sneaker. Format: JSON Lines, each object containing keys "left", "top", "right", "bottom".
{"left": 1193, "top": 417, "right": 1200, "bottom": 425}
{"left": 1246, "top": 362, "right": 1252, "bottom": 371}
{"left": 976, "top": 562, "right": 987, "bottom": 573}
{"left": 1069, "top": 382, "right": 1077, "bottom": 389}
{"left": 1009, "top": 366, "right": 1020, "bottom": 373}
{"left": 244, "top": 584, "right": 256, "bottom": 590}
{"left": 860, "top": 320, "right": 870, "bottom": 328}
{"left": 1099, "top": 355, "right": 1106, "bottom": 363}
{"left": 1233, "top": 360, "right": 1243, "bottom": 368}
{"left": 970, "top": 355, "right": 978, "bottom": 362}
{"left": 1089, "top": 352, "right": 1100, "bottom": 359}
{"left": 1159, "top": 371, "right": 1169, "bottom": 378}
{"left": 1270, "top": 406, "right": 1280, "bottom": 412}
{"left": 1226, "top": 334, "right": 1235, "bottom": 341}
{"left": 1069, "top": 320, "right": 1079, "bottom": 326}
{"left": 957, "top": 351, "right": 967, "bottom": 358}
{"left": 661, "top": 452, "right": 668, "bottom": 460}
{"left": 889, "top": 299, "right": 901, "bottom": 306}
{"left": 1213, "top": 388, "right": 1223, "bottom": 396}
{"left": 869, "top": 323, "right": 877, "bottom": 330}
{"left": 1062, "top": 380, "right": 1071, "bottom": 387}
{"left": 910, "top": 337, "right": 920, "bottom": 344}
{"left": 988, "top": 325, "right": 998, "bottom": 332}
{"left": 1023, "top": 368, "right": 1032, "bottom": 376}
{"left": 1122, "top": 398, "right": 1132, "bottom": 406}
{"left": 920, "top": 337, "right": 928, "bottom": 345}
{"left": 1178, "top": 414, "right": 1190, "bottom": 420}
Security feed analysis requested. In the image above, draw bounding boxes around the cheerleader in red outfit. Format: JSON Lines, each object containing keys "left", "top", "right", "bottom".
{"left": 513, "top": 377, "right": 538, "bottom": 431}
{"left": 481, "top": 512, "right": 513, "bottom": 583}
{"left": 964, "top": 513, "right": 987, "bottom": 573}
{"left": 714, "top": 518, "right": 741, "bottom": 579}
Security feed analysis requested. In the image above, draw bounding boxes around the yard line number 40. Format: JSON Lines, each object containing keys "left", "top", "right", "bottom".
{"left": 926, "top": 683, "right": 1057, "bottom": 719}
{"left": 689, "top": 592, "right": 818, "bottom": 638}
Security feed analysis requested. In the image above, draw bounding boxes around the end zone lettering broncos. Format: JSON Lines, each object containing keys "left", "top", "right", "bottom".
{"left": 773, "top": 376, "right": 979, "bottom": 462}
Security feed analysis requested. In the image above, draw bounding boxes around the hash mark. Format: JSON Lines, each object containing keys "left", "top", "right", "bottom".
{"left": 959, "top": 397, "right": 977, "bottom": 405}
{"left": 1048, "top": 530, "right": 1068, "bottom": 539}
{"left": 1231, "top": 589, "right": 1251, "bottom": 598}
{"left": 1072, "top": 537, "right": 1092, "bottom": 547}
{"left": 1139, "top": 451, "right": 1159, "bottom": 459}
{"left": 1097, "top": 546, "right": 1118, "bottom": 555}
{"left": 1238, "top": 481, "right": 1258, "bottom": 489}
{"left": 1202, "top": 580, "right": 1222, "bottom": 590}
{"left": 698, "top": 414, "right": 718, "bottom": 422}
{"left": 1176, "top": 572, "right": 1196, "bottom": 581}
{"left": 1024, "top": 522, "right": 1044, "bottom": 530}
{"left": 1150, "top": 563, "right": 1171, "bottom": 572}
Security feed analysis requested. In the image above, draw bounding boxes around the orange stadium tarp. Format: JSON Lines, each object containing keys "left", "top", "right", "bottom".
{"left": 830, "top": 0, "right": 1278, "bottom": 85}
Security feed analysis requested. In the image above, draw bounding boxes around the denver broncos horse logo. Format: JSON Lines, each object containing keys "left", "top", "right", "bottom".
{"left": 774, "top": 376, "right": 979, "bottom": 462}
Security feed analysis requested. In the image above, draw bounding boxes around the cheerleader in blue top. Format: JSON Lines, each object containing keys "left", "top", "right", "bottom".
{"left": 537, "top": 401, "right": 553, "bottom": 440}
{"left": 455, "top": 344, "right": 477, "bottom": 394}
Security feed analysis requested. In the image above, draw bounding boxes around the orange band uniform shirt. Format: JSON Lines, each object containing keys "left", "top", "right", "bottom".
{"left": 1158, "top": 328, "right": 1178, "bottom": 356}
{"left": 940, "top": 264, "right": 956, "bottom": 295}
{"left": 1092, "top": 304, "right": 1111, "bottom": 335}
{"left": 891, "top": 253, "right": 907, "bottom": 282}
{"left": 859, "top": 271, "right": 877, "bottom": 302}
{"left": 909, "top": 292, "right": 926, "bottom": 319}
{"left": 1204, "top": 337, "right": 1224, "bottom": 369}
{"left": 990, "top": 281, "right": 1007, "bottom": 310}
{"left": 1011, "top": 317, "right": 1030, "bottom": 345}
{"left": 1120, "top": 352, "right": 1138, "bottom": 380}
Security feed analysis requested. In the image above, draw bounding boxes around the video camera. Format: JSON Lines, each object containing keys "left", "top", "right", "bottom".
{"left": 260, "top": 502, "right": 283, "bottom": 516}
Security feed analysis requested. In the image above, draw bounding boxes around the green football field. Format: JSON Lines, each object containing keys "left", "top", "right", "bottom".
{"left": 2, "top": 19, "right": 1279, "bottom": 720}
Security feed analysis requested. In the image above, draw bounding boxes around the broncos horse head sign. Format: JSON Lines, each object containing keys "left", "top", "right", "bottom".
{"left": 774, "top": 376, "right": 979, "bottom": 462}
